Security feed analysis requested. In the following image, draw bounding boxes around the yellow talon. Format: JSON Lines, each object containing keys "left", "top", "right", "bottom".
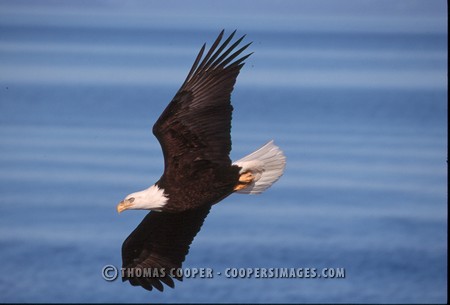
{"left": 234, "top": 171, "right": 254, "bottom": 191}
{"left": 239, "top": 172, "right": 254, "bottom": 183}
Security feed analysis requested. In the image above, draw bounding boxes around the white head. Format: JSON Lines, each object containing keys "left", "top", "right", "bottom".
{"left": 117, "top": 184, "right": 169, "bottom": 213}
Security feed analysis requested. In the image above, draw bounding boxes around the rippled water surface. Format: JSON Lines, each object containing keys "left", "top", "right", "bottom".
{"left": 0, "top": 1, "right": 447, "bottom": 303}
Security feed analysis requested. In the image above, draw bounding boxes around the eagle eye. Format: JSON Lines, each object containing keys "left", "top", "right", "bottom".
{"left": 128, "top": 197, "right": 135, "bottom": 203}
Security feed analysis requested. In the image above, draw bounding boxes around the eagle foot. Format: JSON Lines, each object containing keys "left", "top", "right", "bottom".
{"left": 234, "top": 171, "right": 254, "bottom": 191}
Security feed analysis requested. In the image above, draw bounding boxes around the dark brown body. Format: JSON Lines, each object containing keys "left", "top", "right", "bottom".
{"left": 157, "top": 163, "right": 241, "bottom": 212}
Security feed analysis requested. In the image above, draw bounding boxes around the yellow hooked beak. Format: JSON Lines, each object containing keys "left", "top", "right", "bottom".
{"left": 117, "top": 198, "right": 134, "bottom": 213}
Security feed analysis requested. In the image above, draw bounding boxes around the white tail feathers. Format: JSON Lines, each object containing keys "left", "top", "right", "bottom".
{"left": 232, "top": 140, "right": 286, "bottom": 194}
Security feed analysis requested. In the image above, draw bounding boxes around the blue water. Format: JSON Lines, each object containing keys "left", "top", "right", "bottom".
{"left": 0, "top": 1, "right": 447, "bottom": 303}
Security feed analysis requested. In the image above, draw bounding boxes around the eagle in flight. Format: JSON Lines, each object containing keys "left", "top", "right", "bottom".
{"left": 117, "top": 30, "right": 286, "bottom": 291}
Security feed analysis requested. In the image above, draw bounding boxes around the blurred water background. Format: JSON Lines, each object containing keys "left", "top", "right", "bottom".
{"left": 0, "top": 0, "right": 447, "bottom": 303}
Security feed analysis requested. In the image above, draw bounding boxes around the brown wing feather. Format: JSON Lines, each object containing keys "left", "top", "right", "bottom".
{"left": 121, "top": 205, "right": 211, "bottom": 291}
{"left": 152, "top": 30, "right": 252, "bottom": 180}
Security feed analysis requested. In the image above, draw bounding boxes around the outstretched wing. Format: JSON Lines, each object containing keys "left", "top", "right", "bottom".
{"left": 121, "top": 205, "right": 211, "bottom": 291}
{"left": 152, "top": 30, "right": 252, "bottom": 180}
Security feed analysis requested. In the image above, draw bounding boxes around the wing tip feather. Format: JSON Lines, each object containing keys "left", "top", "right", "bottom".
{"left": 186, "top": 30, "right": 252, "bottom": 85}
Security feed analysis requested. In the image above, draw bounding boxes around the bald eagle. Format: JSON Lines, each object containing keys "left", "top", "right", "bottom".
{"left": 117, "top": 30, "right": 286, "bottom": 292}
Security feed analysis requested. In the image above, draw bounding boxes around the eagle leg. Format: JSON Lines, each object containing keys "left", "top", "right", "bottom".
{"left": 234, "top": 171, "right": 254, "bottom": 191}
